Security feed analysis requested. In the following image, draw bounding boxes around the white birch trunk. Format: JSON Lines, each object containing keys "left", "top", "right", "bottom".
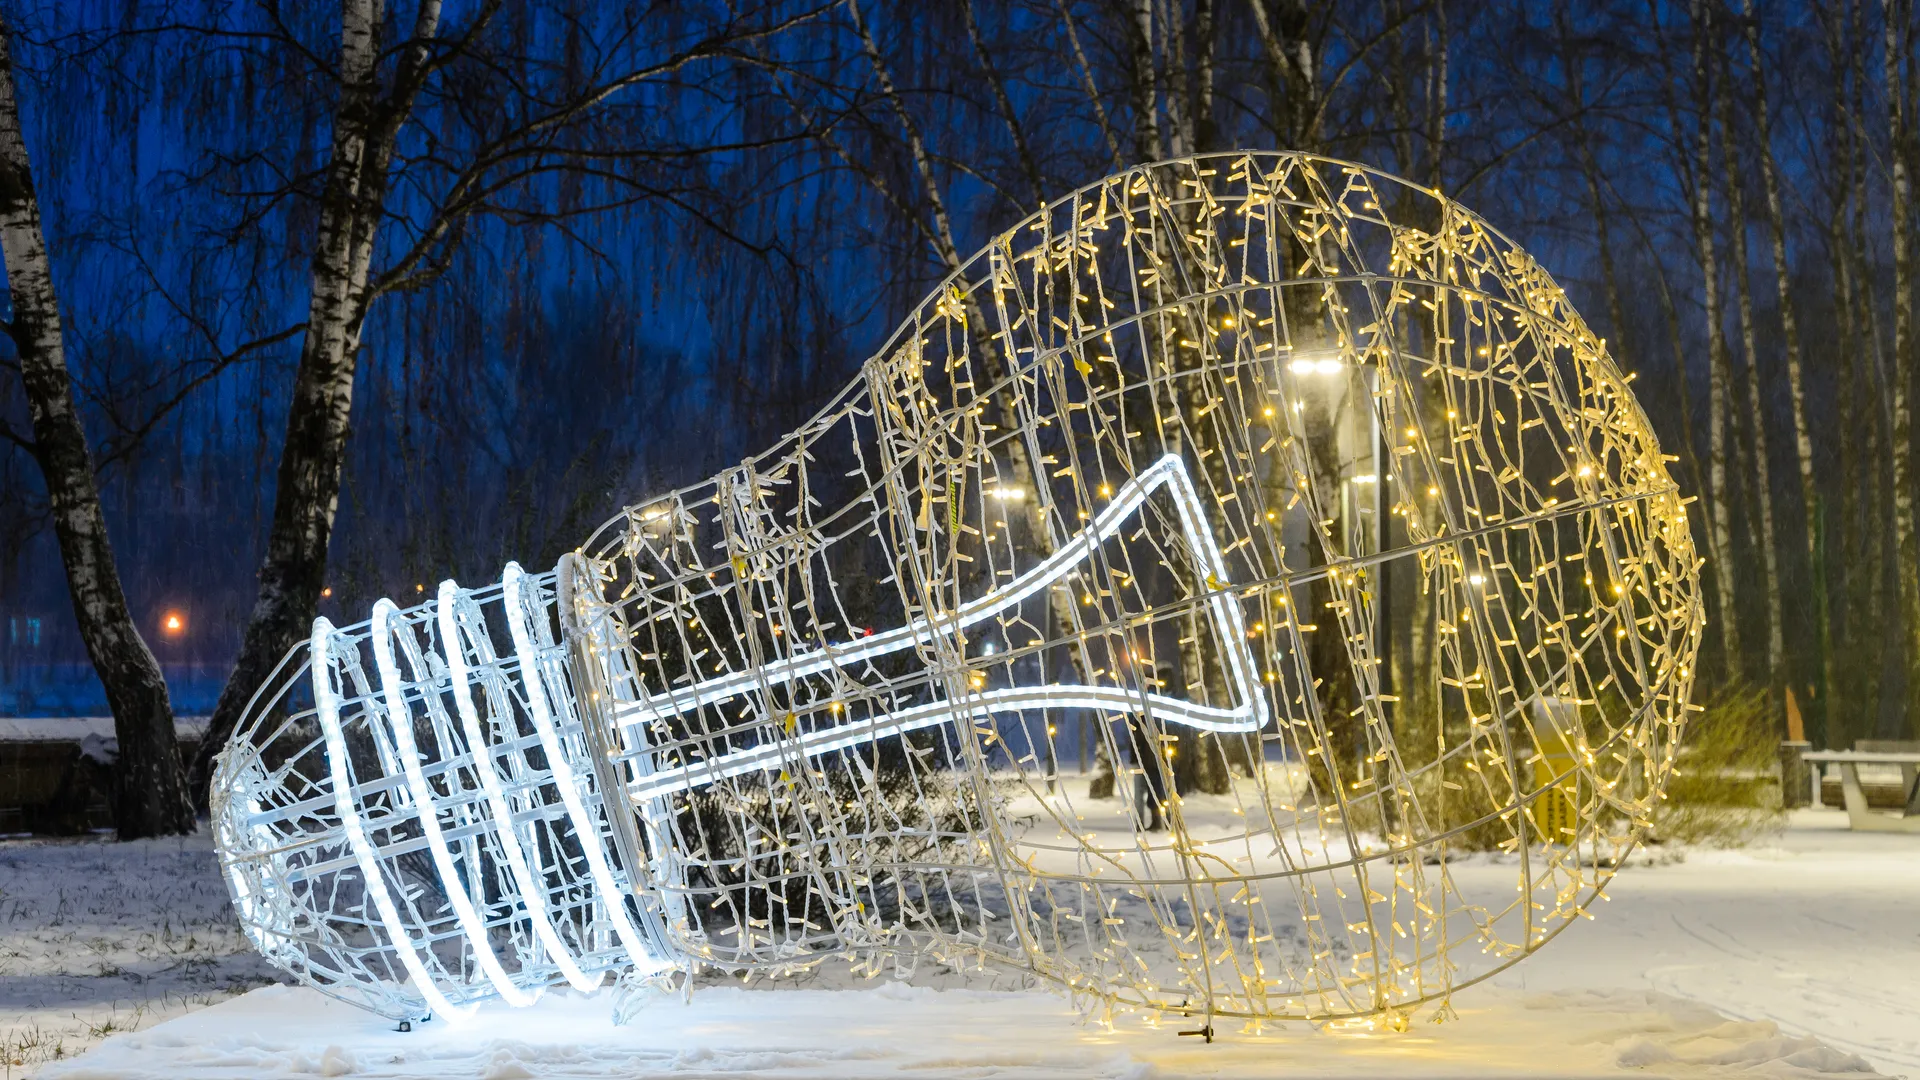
{"left": 1689, "top": 0, "right": 1745, "bottom": 679}
{"left": 961, "top": 0, "right": 1045, "bottom": 209}
{"left": 193, "top": 0, "right": 445, "bottom": 794}
{"left": 1054, "top": 0, "right": 1126, "bottom": 171}
{"left": 0, "top": 19, "right": 193, "bottom": 837}
{"left": 1818, "top": 0, "right": 1860, "bottom": 750}
{"left": 1129, "top": 0, "right": 1165, "bottom": 162}
{"left": 850, "top": 0, "right": 1085, "bottom": 785}
{"left": 1715, "top": 53, "right": 1786, "bottom": 686}
{"left": 1689, "top": 0, "right": 1751, "bottom": 676}
{"left": 1248, "top": 0, "right": 1320, "bottom": 150}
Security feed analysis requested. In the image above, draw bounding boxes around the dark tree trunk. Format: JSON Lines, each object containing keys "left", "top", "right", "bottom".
{"left": 1888, "top": 0, "right": 1920, "bottom": 740}
{"left": 0, "top": 19, "right": 192, "bottom": 838}
{"left": 1744, "top": 0, "right": 1830, "bottom": 736}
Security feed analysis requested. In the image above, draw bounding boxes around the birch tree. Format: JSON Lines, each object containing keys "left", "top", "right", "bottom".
{"left": 842, "top": 0, "right": 1087, "bottom": 788}
{"left": 1116, "top": 0, "right": 1245, "bottom": 797}
{"left": 0, "top": 17, "right": 192, "bottom": 837}
{"left": 191, "top": 0, "right": 829, "bottom": 795}
{"left": 1128, "top": 0, "right": 1167, "bottom": 162}
{"left": 1685, "top": 0, "right": 1744, "bottom": 681}
{"left": 1714, "top": 34, "right": 1784, "bottom": 692}
{"left": 1249, "top": 0, "right": 1322, "bottom": 152}
{"left": 190, "top": 0, "right": 445, "bottom": 797}
{"left": 1741, "top": 0, "right": 1829, "bottom": 727}
{"left": 1846, "top": 0, "right": 1889, "bottom": 743}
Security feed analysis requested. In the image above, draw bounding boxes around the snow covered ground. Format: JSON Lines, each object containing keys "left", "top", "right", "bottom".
{"left": 5, "top": 808, "right": 1915, "bottom": 1079}
{"left": 0, "top": 832, "right": 278, "bottom": 1077}
{"left": 1493, "top": 810, "right": 1919, "bottom": 1076}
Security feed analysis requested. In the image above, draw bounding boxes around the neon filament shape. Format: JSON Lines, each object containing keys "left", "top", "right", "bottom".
{"left": 614, "top": 454, "right": 1269, "bottom": 803}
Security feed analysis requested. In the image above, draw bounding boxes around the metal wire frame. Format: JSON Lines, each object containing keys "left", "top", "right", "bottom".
{"left": 213, "top": 151, "right": 1702, "bottom": 1031}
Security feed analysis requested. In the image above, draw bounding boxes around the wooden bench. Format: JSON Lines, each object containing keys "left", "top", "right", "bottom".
{"left": 1803, "top": 749, "right": 1920, "bottom": 833}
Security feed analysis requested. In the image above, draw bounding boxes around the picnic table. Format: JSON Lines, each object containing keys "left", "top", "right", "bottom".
{"left": 1803, "top": 750, "right": 1920, "bottom": 833}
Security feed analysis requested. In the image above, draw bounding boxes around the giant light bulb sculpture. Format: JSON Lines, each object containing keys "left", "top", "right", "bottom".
{"left": 213, "top": 152, "right": 1702, "bottom": 1033}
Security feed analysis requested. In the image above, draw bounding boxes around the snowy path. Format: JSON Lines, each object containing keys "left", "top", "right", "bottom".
{"left": 14, "top": 979, "right": 1890, "bottom": 1080}
{"left": 5, "top": 809, "right": 1914, "bottom": 1079}
{"left": 1504, "top": 810, "right": 1920, "bottom": 1076}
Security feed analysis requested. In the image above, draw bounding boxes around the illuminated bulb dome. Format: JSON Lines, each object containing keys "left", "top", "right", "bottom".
{"left": 213, "top": 152, "right": 1702, "bottom": 1030}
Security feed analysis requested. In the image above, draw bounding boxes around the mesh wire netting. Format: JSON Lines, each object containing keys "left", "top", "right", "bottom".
{"left": 213, "top": 152, "right": 1702, "bottom": 1030}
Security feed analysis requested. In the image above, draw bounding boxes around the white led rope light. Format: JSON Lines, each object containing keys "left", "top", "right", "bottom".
{"left": 611, "top": 454, "right": 1269, "bottom": 783}
{"left": 435, "top": 582, "right": 602, "bottom": 994}
{"left": 219, "top": 790, "right": 298, "bottom": 967}
{"left": 497, "top": 562, "right": 665, "bottom": 977}
{"left": 310, "top": 618, "right": 472, "bottom": 1022}
{"left": 370, "top": 600, "right": 538, "bottom": 1007}
{"left": 626, "top": 685, "right": 1251, "bottom": 805}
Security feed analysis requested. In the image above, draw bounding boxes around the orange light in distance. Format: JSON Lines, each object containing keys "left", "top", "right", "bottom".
{"left": 163, "top": 612, "right": 185, "bottom": 636}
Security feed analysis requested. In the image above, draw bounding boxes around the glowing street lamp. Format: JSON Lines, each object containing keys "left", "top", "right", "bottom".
{"left": 1286, "top": 355, "right": 1346, "bottom": 376}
